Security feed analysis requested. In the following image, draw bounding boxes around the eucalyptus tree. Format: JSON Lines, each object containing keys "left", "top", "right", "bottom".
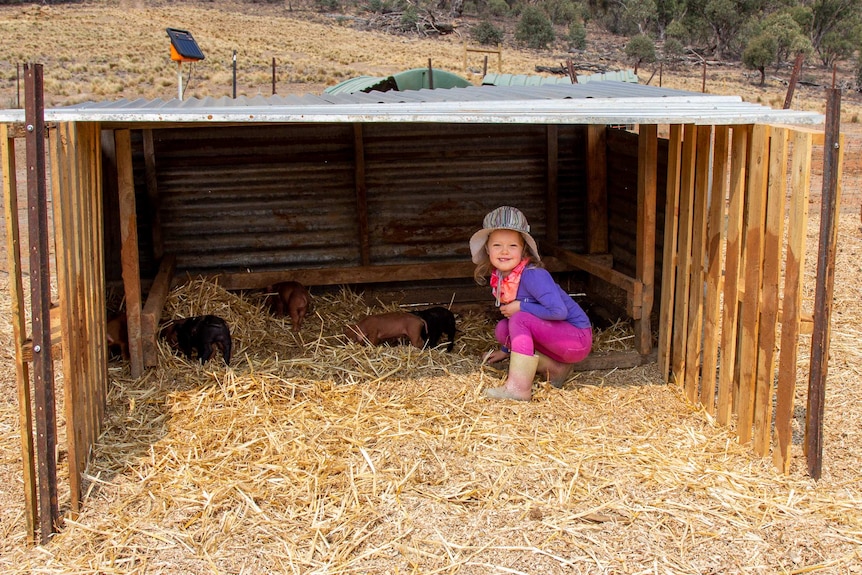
{"left": 806, "top": 0, "right": 862, "bottom": 66}
{"left": 807, "top": 0, "right": 862, "bottom": 62}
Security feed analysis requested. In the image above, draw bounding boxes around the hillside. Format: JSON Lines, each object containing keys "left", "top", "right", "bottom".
{"left": 1, "top": 0, "right": 861, "bottom": 123}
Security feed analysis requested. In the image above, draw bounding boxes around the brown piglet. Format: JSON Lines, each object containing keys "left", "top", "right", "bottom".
{"left": 344, "top": 312, "right": 427, "bottom": 349}
{"left": 268, "top": 281, "right": 312, "bottom": 331}
{"left": 106, "top": 311, "right": 129, "bottom": 360}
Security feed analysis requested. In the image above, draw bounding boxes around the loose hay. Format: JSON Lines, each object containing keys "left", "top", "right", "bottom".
{"left": 3, "top": 231, "right": 862, "bottom": 574}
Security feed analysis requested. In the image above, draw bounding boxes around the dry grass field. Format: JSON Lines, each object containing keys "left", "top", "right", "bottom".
{"left": 1, "top": 1, "right": 862, "bottom": 573}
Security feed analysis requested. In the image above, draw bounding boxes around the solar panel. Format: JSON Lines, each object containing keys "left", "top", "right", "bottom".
{"left": 166, "top": 28, "right": 205, "bottom": 61}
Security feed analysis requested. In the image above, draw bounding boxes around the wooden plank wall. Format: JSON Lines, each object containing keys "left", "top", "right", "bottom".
{"left": 658, "top": 123, "right": 818, "bottom": 472}
{"left": 49, "top": 122, "right": 110, "bottom": 513}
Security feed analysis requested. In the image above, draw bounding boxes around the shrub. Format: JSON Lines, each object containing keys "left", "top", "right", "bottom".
{"left": 515, "top": 6, "right": 555, "bottom": 50}
{"left": 366, "top": 0, "right": 394, "bottom": 14}
{"left": 472, "top": 21, "right": 504, "bottom": 46}
{"left": 314, "top": 0, "right": 340, "bottom": 12}
{"left": 625, "top": 34, "right": 656, "bottom": 68}
{"left": 544, "top": 0, "right": 580, "bottom": 25}
{"left": 665, "top": 20, "right": 689, "bottom": 44}
{"left": 486, "top": 0, "right": 510, "bottom": 18}
{"left": 662, "top": 37, "right": 685, "bottom": 64}
{"left": 568, "top": 20, "right": 587, "bottom": 50}
{"left": 400, "top": 5, "right": 418, "bottom": 31}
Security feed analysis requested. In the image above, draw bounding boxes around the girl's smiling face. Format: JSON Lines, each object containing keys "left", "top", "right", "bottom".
{"left": 486, "top": 229, "right": 525, "bottom": 275}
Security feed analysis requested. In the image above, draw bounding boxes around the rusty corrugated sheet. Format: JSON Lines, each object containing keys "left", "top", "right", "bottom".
{"left": 152, "top": 124, "right": 358, "bottom": 272}
{"left": 557, "top": 126, "right": 589, "bottom": 252}
{"left": 607, "top": 129, "right": 641, "bottom": 277}
{"left": 128, "top": 123, "right": 592, "bottom": 278}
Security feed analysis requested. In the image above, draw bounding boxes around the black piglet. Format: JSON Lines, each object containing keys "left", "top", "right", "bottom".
{"left": 162, "top": 315, "right": 232, "bottom": 365}
{"left": 410, "top": 306, "right": 457, "bottom": 352}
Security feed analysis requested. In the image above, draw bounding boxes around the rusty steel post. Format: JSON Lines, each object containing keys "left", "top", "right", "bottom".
{"left": 24, "top": 63, "right": 60, "bottom": 542}
{"left": 783, "top": 52, "right": 804, "bottom": 109}
{"left": 806, "top": 88, "right": 842, "bottom": 479}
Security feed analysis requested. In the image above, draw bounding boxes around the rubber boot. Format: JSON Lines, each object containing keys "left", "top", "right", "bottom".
{"left": 536, "top": 353, "right": 575, "bottom": 389}
{"left": 484, "top": 351, "right": 539, "bottom": 401}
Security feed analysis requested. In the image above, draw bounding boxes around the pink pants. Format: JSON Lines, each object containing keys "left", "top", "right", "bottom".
{"left": 496, "top": 311, "right": 592, "bottom": 364}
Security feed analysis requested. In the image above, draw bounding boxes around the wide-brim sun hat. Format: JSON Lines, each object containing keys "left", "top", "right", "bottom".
{"left": 469, "top": 206, "right": 540, "bottom": 264}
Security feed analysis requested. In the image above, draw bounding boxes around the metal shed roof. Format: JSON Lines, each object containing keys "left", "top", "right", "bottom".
{"left": 482, "top": 70, "right": 640, "bottom": 86}
{"left": 0, "top": 82, "right": 824, "bottom": 126}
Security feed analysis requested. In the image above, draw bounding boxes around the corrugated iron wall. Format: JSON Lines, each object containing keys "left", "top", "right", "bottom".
{"left": 118, "top": 123, "right": 595, "bottom": 281}
{"left": 362, "top": 123, "right": 550, "bottom": 263}
{"left": 557, "top": 124, "right": 588, "bottom": 252}
{"left": 150, "top": 124, "right": 359, "bottom": 272}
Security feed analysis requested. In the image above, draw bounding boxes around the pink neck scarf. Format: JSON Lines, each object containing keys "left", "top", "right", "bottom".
{"left": 491, "top": 258, "right": 529, "bottom": 306}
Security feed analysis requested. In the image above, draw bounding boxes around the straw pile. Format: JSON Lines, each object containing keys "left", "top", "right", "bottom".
{"left": 2, "top": 228, "right": 862, "bottom": 573}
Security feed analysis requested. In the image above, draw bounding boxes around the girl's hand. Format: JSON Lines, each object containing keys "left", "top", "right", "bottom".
{"left": 499, "top": 300, "right": 521, "bottom": 317}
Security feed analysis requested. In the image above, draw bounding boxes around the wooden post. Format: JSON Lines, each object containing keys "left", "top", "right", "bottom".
{"left": 737, "top": 124, "right": 771, "bottom": 446}
{"left": 142, "top": 255, "right": 176, "bottom": 366}
{"left": 682, "top": 126, "right": 712, "bottom": 403}
{"left": 115, "top": 129, "right": 144, "bottom": 378}
{"left": 566, "top": 58, "right": 577, "bottom": 84}
{"left": 773, "top": 129, "right": 813, "bottom": 473}
{"left": 716, "top": 125, "right": 749, "bottom": 425}
{"left": 272, "top": 57, "right": 277, "bottom": 95}
{"left": 635, "top": 125, "right": 657, "bottom": 355}
{"left": 699, "top": 126, "right": 729, "bottom": 413}
{"left": 585, "top": 125, "right": 608, "bottom": 254}
{"left": 657, "top": 125, "right": 683, "bottom": 382}
{"left": 753, "top": 127, "right": 789, "bottom": 456}
{"left": 24, "top": 63, "right": 60, "bottom": 543}
{"left": 670, "top": 124, "right": 697, "bottom": 386}
{"left": 807, "top": 89, "right": 843, "bottom": 479}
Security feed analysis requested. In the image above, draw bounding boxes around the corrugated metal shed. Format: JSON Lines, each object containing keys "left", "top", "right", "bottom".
{"left": 1, "top": 69, "right": 842, "bottom": 532}
{"left": 325, "top": 68, "right": 472, "bottom": 94}
{"left": 0, "top": 82, "right": 824, "bottom": 126}
{"left": 482, "top": 70, "right": 639, "bottom": 86}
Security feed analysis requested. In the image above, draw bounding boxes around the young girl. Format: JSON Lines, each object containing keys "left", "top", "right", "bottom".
{"left": 470, "top": 206, "right": 593, "bottom": 400}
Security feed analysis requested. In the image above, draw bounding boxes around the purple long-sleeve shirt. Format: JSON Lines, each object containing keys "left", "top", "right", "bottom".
{"left": 514, "top": 267, "right": 592, "bottom": 329}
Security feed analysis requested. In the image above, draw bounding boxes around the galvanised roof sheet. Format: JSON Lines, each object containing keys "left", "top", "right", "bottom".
{"left": 0, "top": 82, "right": 824, "bottom": 126}
{"left": 482, "top": 70, "right": 640, "bottom": 86}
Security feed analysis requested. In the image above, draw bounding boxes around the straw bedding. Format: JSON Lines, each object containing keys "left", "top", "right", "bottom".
{"left": 1, "top": 217, "right": 862, "bottom": 574}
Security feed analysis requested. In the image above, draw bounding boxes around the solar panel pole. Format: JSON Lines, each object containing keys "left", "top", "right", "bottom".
{"left": 177, "top": 61, "right": 183, "bottom": 100}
